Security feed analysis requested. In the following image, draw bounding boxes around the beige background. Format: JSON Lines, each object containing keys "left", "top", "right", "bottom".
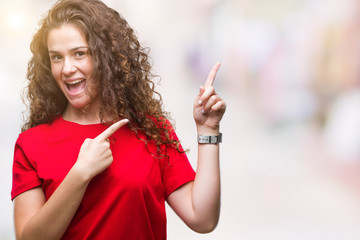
{"left": 1, "top": 0, "right": 360, "bottom": 239}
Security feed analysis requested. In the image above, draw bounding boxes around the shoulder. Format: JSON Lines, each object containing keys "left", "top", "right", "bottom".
{"left": 17, "top": 117, "right": 61, "bottom": 146}
{"left": 147, "top": 115, "right": 177, "bottom": 136}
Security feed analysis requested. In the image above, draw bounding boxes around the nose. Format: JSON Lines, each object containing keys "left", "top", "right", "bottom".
{"left": 62, "top": 57, "right": 77, "bottom": 76}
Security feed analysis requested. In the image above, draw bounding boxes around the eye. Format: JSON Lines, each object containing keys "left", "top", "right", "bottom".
{"left": 50, "top": 54, "right": 62, "bottom": 62}
{"left": 75, "top": 51, "right": 85, "bottom": 57}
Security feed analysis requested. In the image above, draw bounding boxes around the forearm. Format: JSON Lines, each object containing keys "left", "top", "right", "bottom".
{"left": 19, "top": 167, "right": 90, "bottom": 240}
{"left": 167, "top": 62, "right": 225, "bottom": 233}
{"left": 18, "top": 121, "right": 127, "bottom": 240}
{"left": 191, "top": 126, "right": 221, "bottom": 231}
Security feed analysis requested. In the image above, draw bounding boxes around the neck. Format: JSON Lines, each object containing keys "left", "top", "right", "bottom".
{"left": 62, "top": 102, "right": 101, "bottom": 125}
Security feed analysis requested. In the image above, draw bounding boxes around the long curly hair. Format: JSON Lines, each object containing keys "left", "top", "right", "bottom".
{"left": 23, "top": 0, "right": 183, "bottom": 156}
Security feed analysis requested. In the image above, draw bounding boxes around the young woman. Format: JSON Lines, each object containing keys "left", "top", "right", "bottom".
{"left": 11, "top": 0, "right": 226, "bottom": 239}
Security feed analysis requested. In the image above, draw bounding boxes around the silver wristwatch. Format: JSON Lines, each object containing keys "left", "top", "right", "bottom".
{"left": 197, "top": 133, "right": 222, "bottom": 144}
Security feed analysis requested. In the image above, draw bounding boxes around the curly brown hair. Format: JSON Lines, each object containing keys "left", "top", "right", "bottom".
{"left": 23, "top": 0, "right": 183, "bottom": 156}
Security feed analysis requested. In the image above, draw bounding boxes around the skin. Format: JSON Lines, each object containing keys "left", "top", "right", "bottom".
{"left": 48, "top": 24, "right": 100, "bottom": 124}
{"left": 167, "top": 62, "right": 225, "bottom": 232}
{"left": 13, "top": 24, "right": 226, "bottom": 239}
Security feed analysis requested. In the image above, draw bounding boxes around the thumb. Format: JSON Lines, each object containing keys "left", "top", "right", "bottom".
{"left": 80, "top": 138, "right": 92, "bottom": 148}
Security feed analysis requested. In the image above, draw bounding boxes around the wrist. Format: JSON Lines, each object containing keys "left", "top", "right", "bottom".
{"left": 196, "top": 125, "right": 220, "bottom": 136}
{"left": 70, "top": 163, "right": 93, "bottom": 184}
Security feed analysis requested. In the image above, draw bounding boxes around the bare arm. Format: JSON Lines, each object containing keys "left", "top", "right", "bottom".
{"left": 14, "top": 170, "right": 90, "bottom": 240}
{"left": 14, "top": 119, "right": 128, "bottom": 240}
{"left": 167, "top": 63, "right": 226, "bottom": 233}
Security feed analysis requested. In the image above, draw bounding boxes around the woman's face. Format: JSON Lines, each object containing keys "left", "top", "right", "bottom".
{"left": 47, "top": 24, "right": 98, "bottom": 111}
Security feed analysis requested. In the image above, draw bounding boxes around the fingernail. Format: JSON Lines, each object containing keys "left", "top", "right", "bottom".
{"left": 198, "top": 100, "right": 203, "bottom": 105}
{"left": 201, "top": 109, "right": 205, "bottom": 114}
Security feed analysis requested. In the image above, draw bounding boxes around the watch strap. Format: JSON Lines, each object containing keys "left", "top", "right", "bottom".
{"left": 197, "top": 133, "right": 222, "bottom": 144}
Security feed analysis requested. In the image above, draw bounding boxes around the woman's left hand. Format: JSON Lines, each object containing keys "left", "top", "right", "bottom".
{"left": 193, "top": 62, "right": 226, "bottom": 134}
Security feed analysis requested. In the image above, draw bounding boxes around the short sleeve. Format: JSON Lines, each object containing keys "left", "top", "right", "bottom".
{"left": 11, "top": 137, "right": 42, "bottom": 200}
{"left": 162, "top": 132, "right": 196, "bottom": 198}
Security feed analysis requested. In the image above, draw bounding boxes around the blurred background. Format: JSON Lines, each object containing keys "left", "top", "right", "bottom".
{"left": 1, "top": 0, "right": 360, "bottom": 239}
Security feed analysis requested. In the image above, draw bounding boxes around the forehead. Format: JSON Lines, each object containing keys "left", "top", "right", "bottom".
{"left": 47, "top": 24, "right": 88, "bottom": 51}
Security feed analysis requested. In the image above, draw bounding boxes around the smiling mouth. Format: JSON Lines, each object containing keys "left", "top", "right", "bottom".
{"left": 65, "top": 79, "right": 86, "bottom": 95}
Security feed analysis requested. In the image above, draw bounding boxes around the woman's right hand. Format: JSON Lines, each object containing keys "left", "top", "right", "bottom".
{"left": 74, "top": 119, "right": 129, "bottom": 180}
{"left": 14, "top": 119, "right": 128, "bottom": 240}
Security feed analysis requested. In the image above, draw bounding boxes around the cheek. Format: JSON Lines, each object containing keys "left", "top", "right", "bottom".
{"left": 83, "top": 60, "right": 93, "bottom": 75}
{"left": 51, "top": 65, "right": 61, "bottom": 81}
{"left": 51, "top": 67, "right": 64, "bottom": 90}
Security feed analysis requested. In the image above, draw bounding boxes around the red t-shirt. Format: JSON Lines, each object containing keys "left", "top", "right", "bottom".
{"left": 12, "top": 116, "right": 195, "bottom": 239}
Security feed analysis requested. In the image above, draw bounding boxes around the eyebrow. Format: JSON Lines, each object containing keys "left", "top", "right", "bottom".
{"left": 48, "top": 46, "right": 89, "bottom": 54}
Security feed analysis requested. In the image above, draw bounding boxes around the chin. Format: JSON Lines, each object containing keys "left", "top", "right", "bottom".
{"left": 67, "top": 99, "right": 91, "bottom": 109}
{"left": 64, "top": 92, "right": 98, "bottom": 112}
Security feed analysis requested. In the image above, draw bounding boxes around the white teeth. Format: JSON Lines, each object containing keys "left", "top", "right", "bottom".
{"left": 67, "top": 79, "right": 85, "bottom": 85}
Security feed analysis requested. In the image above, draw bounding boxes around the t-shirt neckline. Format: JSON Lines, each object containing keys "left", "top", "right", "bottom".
{"left": 58, "top": 115, "right": 107, "bottom": 127}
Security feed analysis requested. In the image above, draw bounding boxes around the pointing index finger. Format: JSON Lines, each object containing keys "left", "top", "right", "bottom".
{"left": 95, "top": 119, "right": 129, "bottom": 141}
{"left": 204, "top": 62, "right": 221, "bottom": 89}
